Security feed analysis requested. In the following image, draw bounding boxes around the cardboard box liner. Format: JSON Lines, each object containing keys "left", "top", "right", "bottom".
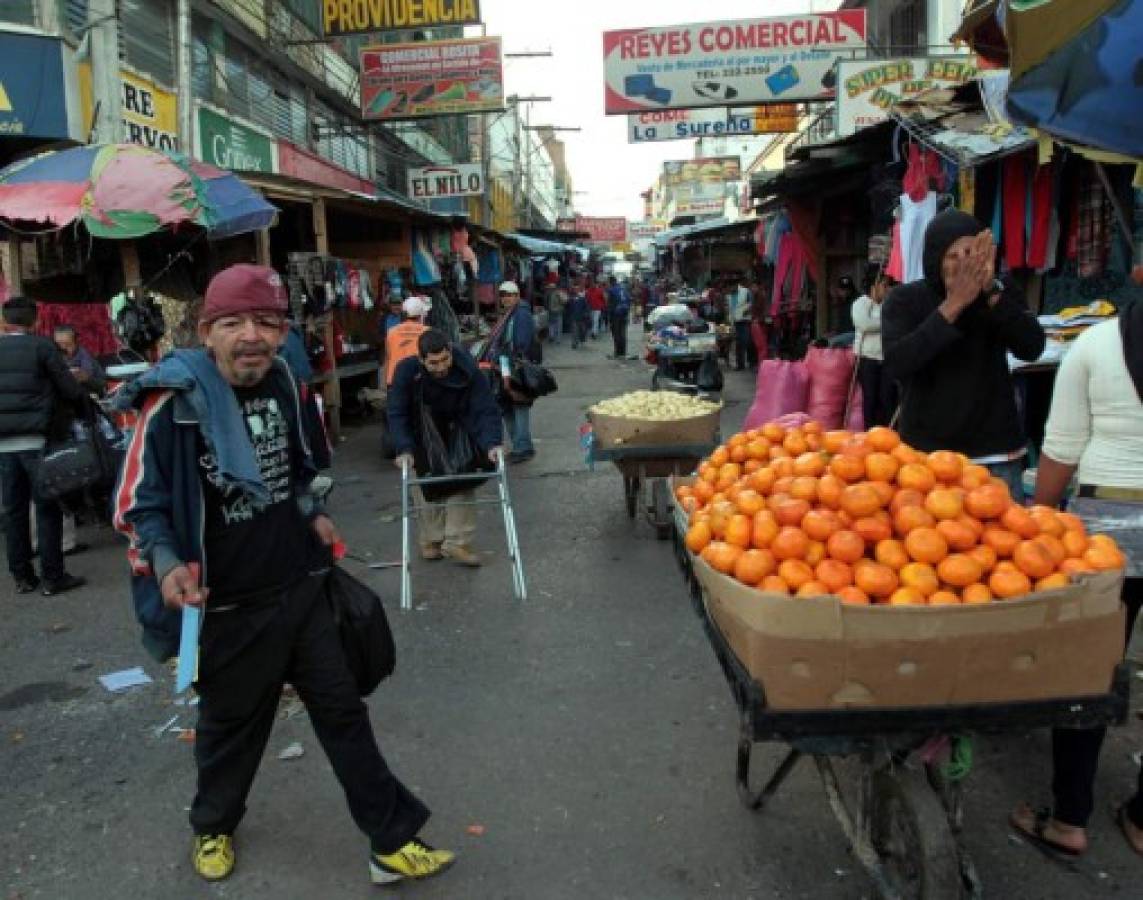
{"left": 590, "top": 409, "right": 720, "bottom": 450}
{"left": 693, "top": 556, "right": 1125, "bottom": 710}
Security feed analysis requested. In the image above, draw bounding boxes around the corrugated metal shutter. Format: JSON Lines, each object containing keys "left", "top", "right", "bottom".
{"left": 0, "top": 0, "right": 37, "bottom": 27}
{"left": 64, "top": 0, "right": 88, "bottom": 36}
{"left": 120, "top": 0, "right": 175, "bottom": 85}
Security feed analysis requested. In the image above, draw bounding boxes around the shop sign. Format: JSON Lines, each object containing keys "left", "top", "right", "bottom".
{"left": 836, "top": 56, "right": 977, "bottom": 137}
{"left": 557, "top": 216, "right": 626, "bottom": 243}
{"left": 0, "top": 32, "right": 68, "bottom": 139}
{"left": 324, "top": 0, "right": 482, "bottom": 38}
{"left": 627, "top": 104, "right": 797, "bottom": 143}
{"left": 673, "top": 183, "right": 727, "bottom": 216}
{"left": 277, "top": 141, "right": 373, "bottom": 193}
{"left": 78, "top": 64, "right": 178, "bottom": 151}
{"left": 603, "top": 11, "right": 866, "bottom": 114}
{"left": 407, "top": 162, "right": 484, "bottom": 199}
{"left": 628, "top": 220, "right": 667, "bottom": 239}
{"left": 662, "top": 156, "right": 741, "bottom": 185}
{"left": 196, "top": 105, "right": 277, "bottom": 173}
{"left": 360, "top": 36, "right": 503, "bottom": 121}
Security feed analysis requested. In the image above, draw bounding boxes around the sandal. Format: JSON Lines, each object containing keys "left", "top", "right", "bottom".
{"left": 1113, "top": 804, "right": 1143, "bottom": 858}
{"left": 1009, "top": 805, "right": 1085, "bottom": 859}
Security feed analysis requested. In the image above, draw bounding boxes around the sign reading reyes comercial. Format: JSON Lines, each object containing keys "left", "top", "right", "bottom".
{"left": 836, "top": 57, "right": 977, "bottom": 136}
{"left": 407, "top": 163, "right": 484, "bottom": 199}
{"left": 323, "top": 0, "right": 482, "bottom": 38}
{"left": 602, "top": 11, "right": 866, "bottom": 114}
{"left": 360, "top": 37, "right": 503, "bottom": 121}
{"left": 628, "top": 105, "right": 798, "bottom": 142}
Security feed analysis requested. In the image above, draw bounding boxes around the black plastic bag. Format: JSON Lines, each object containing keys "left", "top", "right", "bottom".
{"left": 511, "top": 359, "right": 558, "bottom": 398}
{"left": 415, "top": 385, "right": 490, "bottom": 501}
{"left": 696, "top": 351, "right": 724, "bottom": 392}
{"left": 36, "top": 401, "right": 123, "bottom": 501}
{"left": 326, "top": 566, "right": 395, "bottom": 696}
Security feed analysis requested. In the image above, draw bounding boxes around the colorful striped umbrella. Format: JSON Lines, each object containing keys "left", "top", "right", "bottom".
{"left": 0, "top": 143, "right": 277, "bottom": 239}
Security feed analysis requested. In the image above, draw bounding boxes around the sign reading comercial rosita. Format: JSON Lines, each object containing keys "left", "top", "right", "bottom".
{"left": 324, "top": 0, "right": 482, "bottom": 38}
{"left": 408, "top": 163, "right": 484, "bottom": 199}
{"left": 360, "top": 37, "right": 503, "bottom": 121}
{"left": 195, "top": 104, "right": 277, "bottom": 173}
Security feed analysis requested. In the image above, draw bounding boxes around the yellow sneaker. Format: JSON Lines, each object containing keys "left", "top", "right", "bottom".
{"left": 369, "top": 837, "right": 455, "bottom": 884}
{"left": 192, "top": 834, "right": 235, "bottom": 881}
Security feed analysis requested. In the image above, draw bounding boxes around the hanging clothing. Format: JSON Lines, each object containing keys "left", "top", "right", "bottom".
{"left": 34, "top": 303, "right": 119, "bottom": 358}
{"left": 958, "top": 168, "right": 976, "bottom": 213}
{"left": 770, "top": 233, "right": 808, "bottom": 317}
{"left": 899, "top": 192, "right": 937, "bottom": 283}
{"left": 1002, "top": 155, "right": 1029, "bottom": 270}
{"left": 1027, "top": 162, "right": 1054, "bottom": 270}
{"left": 886, "top": 221, "right": 905, "bottom": 282}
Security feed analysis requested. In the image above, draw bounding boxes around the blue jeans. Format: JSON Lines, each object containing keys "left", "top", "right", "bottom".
{"left": 987, "top": 459, "right": 1026, "bottom": 503}
{"left": 503, "top": 405, "right": 534, "bottom": 455}
{"left": 0, "top": 448, "right": 64, "bottom": 582}
{"left": 549, "top": 312, "right": 562, "bottom": 343}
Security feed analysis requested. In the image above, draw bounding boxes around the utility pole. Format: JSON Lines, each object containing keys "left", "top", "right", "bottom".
{"left": 87, "top": 0, "right": 123, "bottom": 144}
{"left": 177, "top": 0, "right": 193, "bottom": 154}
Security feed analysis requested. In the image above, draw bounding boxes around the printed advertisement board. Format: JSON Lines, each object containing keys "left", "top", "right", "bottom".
{"left": 0, "top": 32, "right": 69, "bottom": 139}
{"left": 360, "top": 37, "right": 503, "bottom": 121}
{"left": 628, "top": 105, "right": 798, "bottom": 142}
{"left": 836, "top": 57, "right": 977, "bottom": 136}
{"left": 196, "top": 105, "right": 277, "bottom": 173}
{"left": 603, "top": 11, "right": 866, "bottom": 114}
{"left": 628, "top": 220, "right": 667, "bottom": 239}
{"left": 662, "top": 156, "right": 741, "bottom": 186}
{"left": 324, "top": 0, "right": 482, "bottom": 38}
{"left": 79, "top": 64, "right": 178, "bottom": 151}
{"left": 557, "top": 217, "right": 627, "bottom": 243}
{"left": 407, "top": 163, "right": 484, "bottom": 200}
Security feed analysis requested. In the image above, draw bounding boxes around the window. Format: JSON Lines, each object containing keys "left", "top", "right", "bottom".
{"left": 281, "top": 0, "right": 321, "bottom": 35}
{"left": 64, "top": 0, "right": 88, "bottom": 36}
{"left": 0, "top": 0, "right": 37, "bottom": 27}
{"left": 121, "top": 0, "right": 176, "bottom": 85}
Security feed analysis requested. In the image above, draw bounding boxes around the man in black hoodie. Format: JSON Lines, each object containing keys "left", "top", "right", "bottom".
{"left": 882, "top": 210, "right": 1045, "bottom": 496}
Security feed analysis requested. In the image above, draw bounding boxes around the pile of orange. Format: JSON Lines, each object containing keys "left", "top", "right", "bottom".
{"left": 677, "top": 422, "right": 1125, "bottom": 606}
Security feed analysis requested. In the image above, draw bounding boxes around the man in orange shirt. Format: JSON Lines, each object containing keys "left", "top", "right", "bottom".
{"left": 384, "top": 297, "right": 430, "bottom": 387}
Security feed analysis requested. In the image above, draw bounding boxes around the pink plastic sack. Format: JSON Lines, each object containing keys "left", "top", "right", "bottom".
{"left": 805, "top": 347, "right": 856, "bottom": 430}
{"left": 743, "top": 360, "right": 810, "bottom": 431}
{"left": 845, "top": 382, "right": 865, "bottom": 432}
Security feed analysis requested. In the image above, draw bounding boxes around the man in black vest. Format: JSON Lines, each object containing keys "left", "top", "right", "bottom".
{"left": 0, "top": 296, "right": 87, "bottom": 595}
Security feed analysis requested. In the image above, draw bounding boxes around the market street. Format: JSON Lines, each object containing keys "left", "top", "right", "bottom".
{"left": 2, "top": 330, "right": 1140, "bottom": 900}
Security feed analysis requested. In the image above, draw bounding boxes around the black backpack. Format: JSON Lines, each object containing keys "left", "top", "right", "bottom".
{"left": 326, "top": 566, "right": 395, "bottom": 696}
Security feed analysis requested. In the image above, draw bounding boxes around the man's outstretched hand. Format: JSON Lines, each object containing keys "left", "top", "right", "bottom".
{"left": 161, "top": 564, "right": 208, "bottom": 610}
{"left": 312, "top": 514, "right": 341, "bottom": 547}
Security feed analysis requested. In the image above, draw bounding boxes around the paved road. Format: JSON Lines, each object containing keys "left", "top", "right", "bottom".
{"left": 2, "top": 325, "right": 1140, "bottom": 899}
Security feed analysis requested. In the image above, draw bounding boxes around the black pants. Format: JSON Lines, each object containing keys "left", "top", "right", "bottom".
{"left": 1052, "top": 577, "right": 1143, "bottom": 828}
{"left": 611, "top": 314, "right": 628, "bottom": 357}
{"left": 734, "top": 321, "right": 757, "bottom": 370}
{"left": 856, "top": 357, "right": 898, "bottom": 429}
{"left": 190, "top": 573, "right": 429, "bottom": 853}
{"left": 0, "top": 448, "right": 64, "bottom": 583}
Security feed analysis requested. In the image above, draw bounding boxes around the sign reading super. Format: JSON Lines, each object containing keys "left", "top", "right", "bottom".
{"left": 323, "top": 0, "right": 482, "bottom": 37}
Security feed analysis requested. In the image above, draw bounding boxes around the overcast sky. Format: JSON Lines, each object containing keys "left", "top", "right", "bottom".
{"left": 476, "top": 0, "right": 831, "bottom": 221}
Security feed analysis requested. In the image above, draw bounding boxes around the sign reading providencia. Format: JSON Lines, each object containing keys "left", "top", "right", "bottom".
{"left": 407, "top": 163, "right": 484, "bottom": 199}
{"left": 323, "top": 0, "right": 482, "bottom": 38}
{"left": 602, "top": 11, "right": 866, "bottom": 114}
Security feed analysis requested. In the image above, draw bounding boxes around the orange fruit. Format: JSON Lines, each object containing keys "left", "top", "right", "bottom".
{"left": 826, "top": 530, "right": 865, "bottom": 564}
{"left": 990, "top": 568, "right": 1032, "bottom": 599}
{"left": 771, "top": 457, "right": 795, "bottom": 478}
{"left": 956, "top": 513, "right": 985, "bottom": 538}
{"left": 1035, "top": 572, "right": 1070, "bottom": 592}
{"left": 761, "top": 422, "right": 785, "bottom": 443}
{"left": 982, "top": 526, "right": 1021, "bottom": 558}
{"left": 855, "top": 561, "right": 900, "bottom": 599}
{"left": 892, "top": 443, "right": 924, "bottom": 465}
{"left": 875, "top": 539, "right": 911, "bottom": 571}
{"left": 802, "top": 509, "right": 842, "bottom": 542}
{"left": 743, "top": 459, "right": 761, "bottom": 475}
{"left": 709, "top": 447, "right": 729, "bottom": 467}
{"left": 868, "top": 480, "right": 897, "bottom": 507}
{"left": 793, "top": 452, "right": 826, "bottom": 478}
{"left": 675, "top": 484, "right": 694, "bottom": 501}
{"left": 937, "top": 553, "right": 984, "bottom": 588}
{"left": 822, "top": 430, "right": 852, "bottom": 453}
{"left": 1013, "top": 539, "right": 1056, "bottom": 579}
{"left": 817, "top": 473, "right": 845, "bottom": 509}
{"left": 1089, "top": 534, "right": 1121, "bottom": 551}
{"left": 1001, "top": 505, "right": 1041, "bottom": 539}
{"left": 929, "top": 590, "right": 961, "bottom": 606}
{"left": 1061, "top": 530, "right": 1089, "bottom": 559}
{"left": 960, "top": 464, "right": 992, "bottom": 490}
{"left": 1035, "top": 534, "right": 1067, "bottom": 566}
{"left": 728, "top": 434, "right": 749, "bottom": 448}
{"left": 838, "top": 436, "right": 874, "bottom": 459}
{"left": 778, "top": 558, "right": 815, "bottom": 590}
{"left": 747, "top": 467, "right": 776, "bottom": 496}
{"left": 772, "top": 476, "right": 795, "bottom": 497}
{"left": 746, "top": 438, "right": 772, "bottom": 460}
{"left": 773, "top": 497, "right": 811, "bottom": 527}
{"left": 730, "top": 444, "right": 749, "bottom": 465}
{"left": 936, "top": 519, "right": 978, "bottom": 552}
{"left": 898, "top": 463, "right": 936, "bottom": 493}
{"left": 782, "top": 430, "right": 808, "bottom": 456}
{"left": 1056, "top": 511, "right": 1086, "bottom": 534}
{"left": 925, "top": 488, "right": 965, "bottom": 521}
{"left": 734, "top": 549, "right": 776, "bottom": 586}
{"left": 685, "top": 521, "right": 713, "bottom": 554}
{"left": 840, "top": 483, "right": 883, "bottom": 519}
{"left": 967, "top": 544, "right": 998, "bottom": 573}
{"left": 964, "top": 484, "right": 1011, "bottom": 520}
{"left": 816, "top": 558, "right": 854, "bottom": 593}
{"left": 708, "top": 500, "right": 737, "bottom": 538}
{"left": 725, "top": 514, "right": 753, "bottom": 549}
{"left": 927, "top": 450, "right": 963, "bottom": 483}
{"left": 751, "top": 511, "right": 779, "bottom": 549}
{"left": 905, "top": 527, "right": 949, "bottom": 565}
{"left": 760, "top": 574, "right": 790, "bottom": 594}
{"left": 837, "top": 585, "right": 871, "bottom": 605}
{"left": 701, "top": 541, "right": 741, "bottom": 574}
{"left": 734, "top": 490, "right": 766, "bottom": 517}
{"left": 899, "top": 561, "right": 940, "bottom": 597}
{"left": 789, "top": 476, "right": 819, "bottom": 503}
{"left": 692, "top": 480, "right": 715, "bottom": 505}
{"left": 962, "top": 583, "right": 993, "bottom": 604}
{"left": 1059, "top": 557, "right": 1094, "bottom": 577}
{"left": 1029, "top": 506, "right": 1066, "bottom": 538}
{"left": 772, "top": 526, "right": 810, "bottom": 561}
{"left": 890, "top": 488, "right": 925, "bottom": 515}
{"left": 796, "top": 580, "right": 829, "bottom": 599}
{"left": 865, "top": 452, "right": 900, "bottom": 483}
{"left": 853, "top": 515, "right": 894, "bottom": 545}
{"left": 805, "top": 540, "right": 827, "bottom": 567}
{"left": 865, "top": 426, "right": 901, "bottom": 452}
{"left": 888, "top": 586, "right": 926, "bottom": 606}
{"left": 994, "top": 560, "right": 1020, "bottom": 574}
{"left": 1083, "top": 545, "right": 1126, "bottom": 571}
{"left": 830, "top": 453, "right": 867, "bottom": 484}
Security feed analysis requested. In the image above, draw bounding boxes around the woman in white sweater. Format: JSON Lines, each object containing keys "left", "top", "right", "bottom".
{"left": 1010, "top": 308, "right": 1143, "bottom": 859}
{"left": 851, "top": 267, "right": 898, "bottom": 427}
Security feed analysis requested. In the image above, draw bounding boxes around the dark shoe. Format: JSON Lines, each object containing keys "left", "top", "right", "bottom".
{"left": 507, "top": 451, "right": 534, "bottom": 464}
{"left": 42, "top": 574, "right": 86, "bottom": 596}
{"left": 63, "top": 542, "right": 90, "bottom": 557}
{"left": 15, "top": 575, "right": 40, "bottom": 594}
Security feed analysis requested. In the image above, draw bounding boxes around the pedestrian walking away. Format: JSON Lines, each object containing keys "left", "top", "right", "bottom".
{"left": 0, "top": 296, "right": 88, "bottom": 596}
{"left": 586, "top": 276, "right": 606, "bottom": 339}
{"left": 112, "top": 264, "right": 453, "bottom": 886}
{"left": 607, "top": 276, "right": 632, "bottom": 359}
{"left": 729, "top": 275, "right": 755, "bottom": 371}
{"left": 387, "top": 328, "right": 504, "bottom": 567}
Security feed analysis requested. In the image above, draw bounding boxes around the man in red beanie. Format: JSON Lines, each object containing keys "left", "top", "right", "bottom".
{"left": 113, "top": 264, "right": 453, "bottom": 885}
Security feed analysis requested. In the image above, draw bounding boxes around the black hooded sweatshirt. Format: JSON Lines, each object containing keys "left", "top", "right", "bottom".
{"left": 881, "top": 210, "right": 1046, "bottom": 458}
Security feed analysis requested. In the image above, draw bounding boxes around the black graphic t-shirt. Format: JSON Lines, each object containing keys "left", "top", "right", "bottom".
{"left": 199, "top": 376, "right": 310, "bottom": 604}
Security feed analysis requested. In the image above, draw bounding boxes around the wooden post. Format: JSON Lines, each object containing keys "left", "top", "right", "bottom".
{"left": 4, "top": 236, "right": 21, "bottom": 294}
{"left": 120, "top": 242, "right": 142, "bottom": 290}
{"left": 312, "top": 197, "right": 341, "bottom": 440}
{"left": 255, "top": 229, "right": 271, "bottom": 266}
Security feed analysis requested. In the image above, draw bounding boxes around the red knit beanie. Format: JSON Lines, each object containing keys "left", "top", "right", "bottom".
{"left": 201, "top": 264, "right": 288, "bottom": 324}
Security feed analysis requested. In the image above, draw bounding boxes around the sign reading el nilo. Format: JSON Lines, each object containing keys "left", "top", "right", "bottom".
{"left": 836, "top": 57, "right": 978, "bottom": 137}
{"left": 603, "top": 12, "right": 867, "bottom": 114}
{"left": 323, "top": 0, "right": 482, "bottom": 37}
{"left": 407, "top": 163, "right": 484, "bottom": 200}
{"left": 628, "top": 105, "right": 798, "bottom": 143}
{"left": 196, "top": 105, "right": 277, "bottom": 173}
{"left": 360, "top": 37, "right": 503, "bottom": 121}
{"left": 79, "top": 64, "right": 178, "bottom": 150}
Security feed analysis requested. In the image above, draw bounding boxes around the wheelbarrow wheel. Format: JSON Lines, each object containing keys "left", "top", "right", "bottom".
{"left": 623, "top": 475, "right": 640, "bottom": 519}
{"left": 651, "top": 479, "right": 672, "bottom": 540}
{"left": 869, "top": 767, "right": 963, "bottom": 900}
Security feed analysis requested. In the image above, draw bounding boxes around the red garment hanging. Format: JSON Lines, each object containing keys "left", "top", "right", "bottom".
{"left": 1026, "top": 162, "right": 1053, "bottom": 269}
{"left": 34, "top": 303, "right": 118, "bottom": 357}
{"left": 1002, "top": 155, "right": 1028, "bottom": 270}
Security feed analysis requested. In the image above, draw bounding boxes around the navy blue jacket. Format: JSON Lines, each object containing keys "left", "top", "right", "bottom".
{"left": 387, "top": 344, "right": 502, "bottom": 457}
{"left": 491, "top": 303, "right": 535, "bottom": 360}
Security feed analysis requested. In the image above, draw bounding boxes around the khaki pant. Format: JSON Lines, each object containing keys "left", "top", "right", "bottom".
{"left": 415, "top": 487, "right": 477, "bottom": 552}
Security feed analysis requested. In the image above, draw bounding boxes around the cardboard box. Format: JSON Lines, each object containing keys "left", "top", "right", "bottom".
{"left": 693, "top": 557, "right": 1126, "bottom": 710}
{"left": 590, "top": 409, "right": 720, "bottom": 450}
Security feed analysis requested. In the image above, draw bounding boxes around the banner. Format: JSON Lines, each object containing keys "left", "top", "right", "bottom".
{"left": 628, "top": 220, "right": 667, "bottom": 239}
{"left": 603, "top": 11, "right": 867, "bottom": 114}
{"left": 557, "top": 217, "right": 627, "bottom": 243}
{"left": 407, "top": 163, "right": 484, "bottom": 200}
{"left": 324, "top": 0, "right": 482, "bottom": 38}
{"left": 360, "top": 37, "right": 503, "bottom": 121}
{"left": 674, "top": 183, "right": 727, "bottom": 216}
{"left": 662, "top": 156, "right": 741, "bottom": 186}
{"left": 628, "top": 105, "right": 797, "bottom": 142}
{"left": 78, "top": 64, "right": 178, "bottom": 151}
{"left": 0, "top": 33, "right": 68, "bottom": 139}
{"left": 836, "top": 57, "right": 977, "bottom": 136}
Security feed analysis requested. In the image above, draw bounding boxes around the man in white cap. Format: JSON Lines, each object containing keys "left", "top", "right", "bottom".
{"left": 384, "top": 296, "right": 431, "bottom": 388}
{"left": 489, "top": 281, "right": 537, "bottom": 463}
